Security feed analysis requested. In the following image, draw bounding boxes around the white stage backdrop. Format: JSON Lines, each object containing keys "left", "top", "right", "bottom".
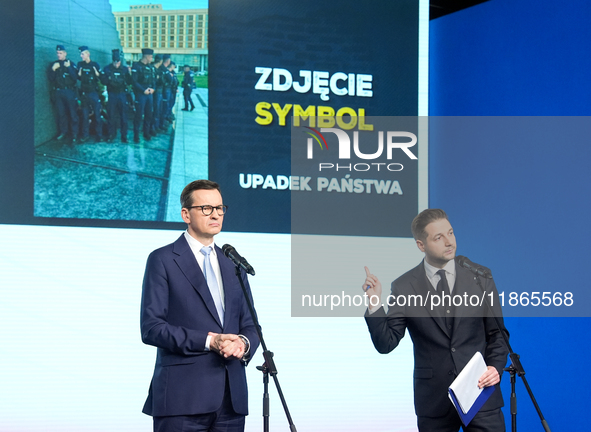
{"left": 0, "top": 225, "right": 423, "bottom": 431}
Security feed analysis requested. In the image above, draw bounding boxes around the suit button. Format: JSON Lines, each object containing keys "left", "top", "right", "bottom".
{"left": 451, "top": 348, "right": 456, "bottom": 352}
{"left": 448, "top": 370, "right": 453, "bottom": 375}
{"left": 447, "top": 325, "right": 452, "bottom": 329}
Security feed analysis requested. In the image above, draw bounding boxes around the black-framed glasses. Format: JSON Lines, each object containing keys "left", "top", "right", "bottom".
{"left": 187, "top": 205, "right": 228, "bottom": 216}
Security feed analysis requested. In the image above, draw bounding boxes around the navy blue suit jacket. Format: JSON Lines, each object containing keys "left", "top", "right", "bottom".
{"left": 365, "top": 261, "right": 509, "bottom": 418}
{"left": 140, "top": 234, "right": 259, "bottom": 417}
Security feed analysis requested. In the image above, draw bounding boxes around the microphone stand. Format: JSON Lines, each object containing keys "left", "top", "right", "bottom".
{"left": 233, "top": 265, "right": 297, "bottom": 432}
{"left": 473, "top": 275, "right": 551, "bottom": 432}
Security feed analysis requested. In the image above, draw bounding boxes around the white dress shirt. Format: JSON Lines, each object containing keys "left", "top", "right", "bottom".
{"left": 182, "top": 231, "right": 250, "bottom": 358}
{"left": 183, "top": 231, "right": 225, "bottom": 305}
{"left": 424, "top": 258, "right": 456, "bottom": 293}
{"left": 184, "top": 231, "right": 225, "bottom": 351}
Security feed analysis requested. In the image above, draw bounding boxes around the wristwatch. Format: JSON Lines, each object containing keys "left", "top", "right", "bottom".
{"left": 238, "top": 335, "right": 250, "bottom": 356}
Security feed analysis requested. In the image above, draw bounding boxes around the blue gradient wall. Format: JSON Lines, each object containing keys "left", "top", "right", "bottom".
{"left": 430, "top": 0, "right": 591, "bottom": 429}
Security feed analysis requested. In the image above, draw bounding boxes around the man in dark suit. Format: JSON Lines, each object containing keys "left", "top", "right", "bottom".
{"left": 141, "top": 179, "right": 260, "bottom": 432}
{"left": 364, "top": 209, "right": 509, "bottom": 432}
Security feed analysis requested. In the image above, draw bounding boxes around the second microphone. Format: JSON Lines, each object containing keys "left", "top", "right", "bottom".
{"left": 222, "top": 244, "right": 256, "bottom": 276}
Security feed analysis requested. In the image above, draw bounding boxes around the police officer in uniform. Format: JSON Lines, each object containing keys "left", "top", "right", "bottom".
{"left": 166, "top": 60, "right": 178, "bottom": 122}
{"left": 77, "top": 46, "right": 103, "bottom": 142}
{"left": 47, "top": 44, "right": 78, "bottom": 143}
{"left": 160, "top": 54, "right": 172, "bottom": 127}
{"left": 151, "top": 54, "right": 164, "bottom": 135}
{"left": 131, "top": 48, "right": 156, "bottom": 143}
{"left": 181, "top": 65, "right": 195, "bottom": 111}
{"left": 101, "top": 49, "right": 131, "bottom": 143}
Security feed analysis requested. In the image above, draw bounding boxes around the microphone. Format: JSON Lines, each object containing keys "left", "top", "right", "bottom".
{"left": 222, "top": 244, "right": 256, "bottom": 276}
{"left": 455, "top": 255, "right": 493, "bottom": 279}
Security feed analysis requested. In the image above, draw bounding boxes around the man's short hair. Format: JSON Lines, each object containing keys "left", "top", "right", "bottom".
{"left": 411, "top": 208, "right": 449, "bottom": 241}
{"left": 180, "top": 180, "right": 221, "bottom": 209}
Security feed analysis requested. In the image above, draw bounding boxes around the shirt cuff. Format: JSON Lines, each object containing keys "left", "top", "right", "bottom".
{"left": 367, "top": 305, "right": 380, "bottom": 314}
{"left": 205, "top": 334, "right": 212, "bottom": 351}
{"left": 238, "top": 335, "right": 250, "bottom": 360}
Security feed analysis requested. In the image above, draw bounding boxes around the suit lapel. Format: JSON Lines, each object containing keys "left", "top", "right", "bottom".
{"left": 172, "top": 234, "right": 223, "bottom": 328}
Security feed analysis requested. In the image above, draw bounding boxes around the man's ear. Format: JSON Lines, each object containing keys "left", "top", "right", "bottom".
{"left": 181, "top": 207, "right": 191, "bottom": 224}
{"left": 416, "top": 239, "right": 425, "bottom": 253}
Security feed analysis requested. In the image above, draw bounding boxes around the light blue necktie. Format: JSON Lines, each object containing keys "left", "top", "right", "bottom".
{"left": 200, "top": 246, "right": 224, "bottom": 324}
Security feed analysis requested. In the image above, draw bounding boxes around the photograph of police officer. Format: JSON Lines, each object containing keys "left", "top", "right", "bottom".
{"left": 77, "top": 46, "right": 104, "bottom": 143}
{"left": 165, "top": 59, "right": 178, "bottom": 124}
{"left": 160, "top": 54, "right": 173, "bottom": 130}
{"left": 131, "top": 48, "right": 156, "bottom": 143}
{"left": 46, "top": 45, "right": 79, "bottom": 144}
{"left": 151, "top": 54, "right": 165, "bottom": 136}
{"left": 100, "top": 49, "right": 132, "bottom": 143}
{"left": 181, "top": 64, "right": 196, "bottom": 112}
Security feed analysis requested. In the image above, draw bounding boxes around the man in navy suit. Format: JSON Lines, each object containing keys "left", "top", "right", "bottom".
{"left": 364, "top": 209, "right": 509, "bottom": 432}
{"left": 141, "top": 179, "right": 260, "bottom": 432}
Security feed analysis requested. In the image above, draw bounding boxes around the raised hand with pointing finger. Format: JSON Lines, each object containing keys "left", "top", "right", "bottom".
{"left": 363, "top": 266, "right": 382, "bottom": 311}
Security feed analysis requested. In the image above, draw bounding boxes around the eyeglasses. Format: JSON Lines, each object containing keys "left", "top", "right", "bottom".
{"left": 187, "top": 205, "right": 228, "bottom": 216}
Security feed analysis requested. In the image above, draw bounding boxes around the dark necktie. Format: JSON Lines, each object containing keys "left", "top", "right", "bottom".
{"left": 437, "top": 269, "right": 454, "bottom": 333}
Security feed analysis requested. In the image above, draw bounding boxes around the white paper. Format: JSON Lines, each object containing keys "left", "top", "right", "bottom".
{"left": 448, "top": 351, "right": 488, "bottom": 414}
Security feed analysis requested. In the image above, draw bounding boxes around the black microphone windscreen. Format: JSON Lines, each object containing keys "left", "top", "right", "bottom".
{"left": 221, "top": 244, "right": 233, "bottom": 257}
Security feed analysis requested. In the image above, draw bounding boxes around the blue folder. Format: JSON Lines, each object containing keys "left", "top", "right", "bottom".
{"left": 448, "top": 385, "right": 495, "bottom": 426}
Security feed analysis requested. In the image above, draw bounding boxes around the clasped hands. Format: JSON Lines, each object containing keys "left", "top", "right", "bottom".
{"left": 208, "top": 332, "right": 245, "bottom": 360}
